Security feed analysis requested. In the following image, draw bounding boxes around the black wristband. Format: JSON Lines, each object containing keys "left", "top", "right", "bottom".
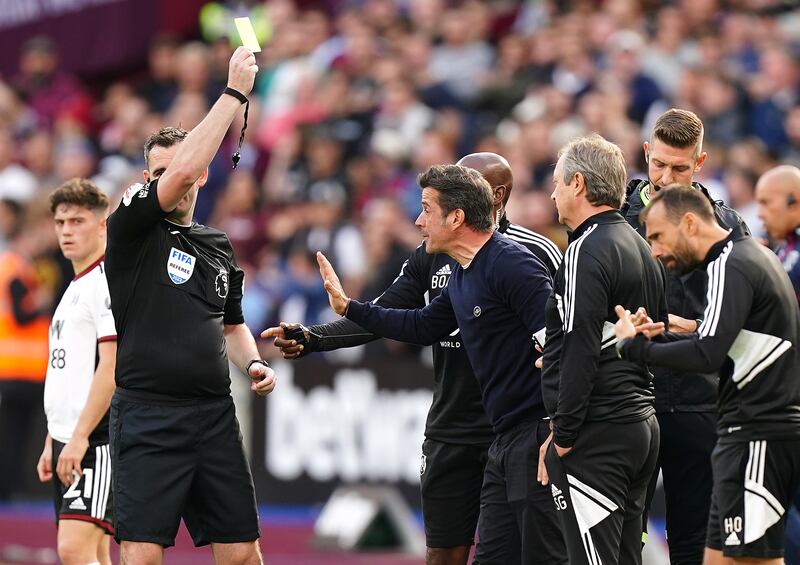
{"left": 223, "top": 86, "right": 248, "bottom": 104}
{"left": 246, "top": 359, "right": 270, "bottom": 373}
{"left": 224, "top": 87, "right": 250, "bottom": 169}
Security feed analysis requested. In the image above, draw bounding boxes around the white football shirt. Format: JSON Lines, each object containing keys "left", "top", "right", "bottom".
{"left": 44, "top": 257, "right": 116, "bottom": 443}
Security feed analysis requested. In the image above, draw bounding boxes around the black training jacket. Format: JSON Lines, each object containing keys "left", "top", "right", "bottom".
{"left": 619, "top": 232, "right": 800, "bottom": 442}
{"left": 621, "top": 179, "right": 750, "bottom": 412}
{"left": 542, "top": 210, "right": 668, "bottom": 448}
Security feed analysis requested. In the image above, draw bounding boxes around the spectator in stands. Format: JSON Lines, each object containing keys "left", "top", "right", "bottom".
{"left": 138, "top": 34, "right": 179, "bottom": 114}
{"left": 11, "top": 37, "right": 92, "bottom": 132}
{"left": 0, "top": 127, "right": 37, "bottom": 203}
{"left": 0, "top": 212, "right": 51, "bottom": 501}
{"left": 428, "top": 9, "right": 493, "bottom": 106}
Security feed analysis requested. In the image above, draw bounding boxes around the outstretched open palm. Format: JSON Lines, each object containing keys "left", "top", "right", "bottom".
{"left": 317, "top": 252, "right": 349, "bottom": 315}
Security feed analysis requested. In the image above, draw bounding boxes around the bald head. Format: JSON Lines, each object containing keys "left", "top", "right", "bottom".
{"left": 757, "top": 165, "right": 800, "bottom": 195}
{"left": 456, "top": 152, "right": 514, "bottom": 206}
{"left": 756, "top": 165, "right": 800, "bottom": 240}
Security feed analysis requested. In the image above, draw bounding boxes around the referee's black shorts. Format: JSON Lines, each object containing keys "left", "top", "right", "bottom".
{"left": 420, "top": 438, "right": 489, "bottom": 548}
{"left": 110, "top": 390, "right": 260, "bottom": 547}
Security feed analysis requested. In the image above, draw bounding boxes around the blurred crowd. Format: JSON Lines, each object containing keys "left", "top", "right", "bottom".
{"left": 1, "top": 0, "right": 800, "bottom": 363}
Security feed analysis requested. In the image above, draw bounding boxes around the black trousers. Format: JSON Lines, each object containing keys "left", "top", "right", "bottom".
{"left": 473, "top": 419, "right": 567, "bottom": 565}
{"left": 644, "top": 412, "right": 717, "bottom": 565}
{"left": 419, "top": 438, "right": 488, "bottom": 548}
{"left": 545, "top": 415, "right": 659, "bottom": 565}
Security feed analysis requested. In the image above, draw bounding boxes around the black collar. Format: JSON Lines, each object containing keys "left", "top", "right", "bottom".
{"left": 569, "top": 209, "right": 625, "bottom": 242}
{"left": 700, "top": 230, "right": 742, "bottom": 267}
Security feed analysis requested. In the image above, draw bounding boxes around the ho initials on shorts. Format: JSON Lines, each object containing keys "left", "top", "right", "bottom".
{"left": 707, "top": 438, "right": 800, "bottom": 559}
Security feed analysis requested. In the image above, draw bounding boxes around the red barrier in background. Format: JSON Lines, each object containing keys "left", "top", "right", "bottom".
{"left": 0, "top": 0, "right": 205, "bottom": 79}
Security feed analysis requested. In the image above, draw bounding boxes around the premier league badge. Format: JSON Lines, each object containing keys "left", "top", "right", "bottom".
{"left": 215, "top": 269, "right": 229, "bottom": 298}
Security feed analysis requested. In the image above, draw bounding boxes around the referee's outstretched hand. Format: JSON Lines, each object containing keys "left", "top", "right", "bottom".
{"left": 249, "top": 363, "right": 276, "bottom": 396}
{"left": 227, "top": 46, "right": 258, "bottom": 97}
{"left": 317, "top": 252, "right": 349, "bottom": 316}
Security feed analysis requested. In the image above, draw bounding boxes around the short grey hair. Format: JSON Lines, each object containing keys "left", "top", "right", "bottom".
{"left": 559, "top": 134, "right": 627, "bottom": 208}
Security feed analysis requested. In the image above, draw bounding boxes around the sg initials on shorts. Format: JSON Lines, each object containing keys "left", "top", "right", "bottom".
{"left": 551, "top": 484, "right": 567, "bottom": 511}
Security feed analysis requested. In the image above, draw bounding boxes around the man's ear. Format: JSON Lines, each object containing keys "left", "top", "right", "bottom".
{"left": 643, "top": 141, "right": 650, "bottom": 164}
{"left": 197, "top": 168, "right": 209, "bottom": 188}
{"left": 682, "top": 212, "right": 697, "bottom": 235}
{"left": 143, "top": 170, "right": 150, "bottom": 182}
{"left": 493, "top": 185, "right": 507, "bottom": 207}
{"left": 573, "top": 172, "right": 586, "bottom": 197}
{"left": 450, "top": 208, "right": 465, "bottom": 229}
{"left": 694, "top": 152, "right": 708, "bottom": 172}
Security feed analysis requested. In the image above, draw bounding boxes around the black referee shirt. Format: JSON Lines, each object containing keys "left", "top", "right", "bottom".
{"left": 105, "top": 179, "right": 245, "bottom": 398}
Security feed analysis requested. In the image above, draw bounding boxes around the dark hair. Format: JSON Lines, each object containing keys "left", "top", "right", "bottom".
{"left": 417, "top": 164, "right": 494, "bottom": 232}
{"left": 143, "top": 126, "right": 188, "bottom": 165}
{"left": 49, "top": 178, "right": 109, "bottom": 215}
{"left": 652, "top": 109, "right": 704, "bottom": 157}
{"left": 0, "top": 198, "right": 24, "bottom": 239}
{"left": 22, "top": 35, "right": 55, "bottom": 55}
{"left": 640, "top": 185, "right": 714, "bottom": 225}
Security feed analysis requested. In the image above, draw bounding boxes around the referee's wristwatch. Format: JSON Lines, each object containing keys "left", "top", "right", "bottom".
{"left": 246, "top": 359, "right": 270, "bottom": 375}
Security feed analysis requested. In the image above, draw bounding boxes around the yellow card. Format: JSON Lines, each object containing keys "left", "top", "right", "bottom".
{"left": 234, "top": 17, "right": 261, "bottom": 52}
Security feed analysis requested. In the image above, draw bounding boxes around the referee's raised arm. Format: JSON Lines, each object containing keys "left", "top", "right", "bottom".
{"left": 155, "top": 46, "right": 257, "bottom": 212}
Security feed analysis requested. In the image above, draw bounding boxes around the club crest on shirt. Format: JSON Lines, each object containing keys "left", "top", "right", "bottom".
{"left": 167, "top": 247, "right": 196, "bottom": 284}
{"left": 215, "top": 269, "right": 229, "bottom": 298}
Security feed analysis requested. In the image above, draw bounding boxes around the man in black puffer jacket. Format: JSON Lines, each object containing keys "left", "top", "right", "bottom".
{"left": 621, "top": 108, "right": 749, "bottom": 565}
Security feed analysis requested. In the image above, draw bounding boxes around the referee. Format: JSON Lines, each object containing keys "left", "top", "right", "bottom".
{"left": 617, "top": 185, "right": 800, "bottom": 565}
{"left": 315, "top": 164, "right": 565, "bottom": 564}
{"left": 541, "top": 134, "right": 666, "bottom": 565}
{"left": 262, "top": 153, "right": 561, "bottom": 565}
{"left": 621, "top": 109, "right": 750, "bottom": 564}
{"left": 105, "top": 48, "right": 275, "bottom": 564}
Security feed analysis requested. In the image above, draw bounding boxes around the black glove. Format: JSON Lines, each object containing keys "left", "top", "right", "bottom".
{"left": 281, "top": 323, "right": 321, "bottom": 358}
